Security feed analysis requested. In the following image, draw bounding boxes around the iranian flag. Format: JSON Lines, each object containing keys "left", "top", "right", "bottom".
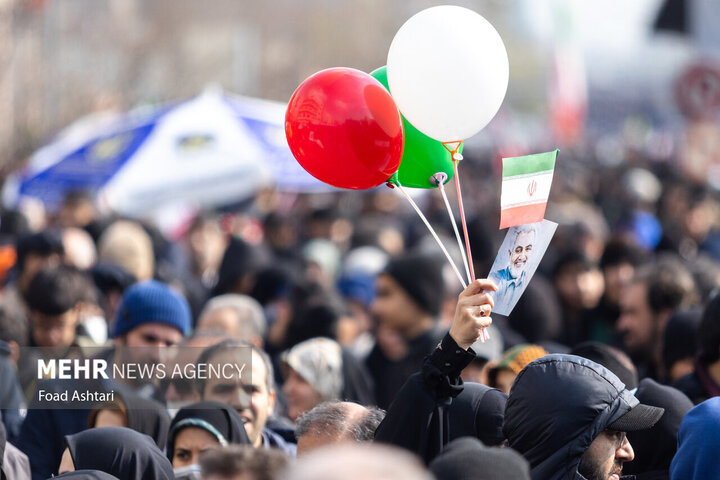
{"left": 499, "top": 150, "right": 558, "bottom": 229}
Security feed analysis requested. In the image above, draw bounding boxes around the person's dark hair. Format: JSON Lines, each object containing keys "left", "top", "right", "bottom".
{"left": 0, "top": 210, "right": 30, "bottom": 238}
{"left": 308, "top": 207, "right": 340, "bottom": 225}
{"left": 213, "top": 237, "right": 271, "bottom": 296}
{"left": 199, "top": 445, "right": 289, "bottom": 480}
{"left": 570, "top": 342, "right": 638, "bottom": 390}
{"left": 552, "top": 250, "right": 594, "bottom": 279}
{"left": 195, "top": 339, "right": 275, "bottom": 394}
{"left": 23, "top": 265, "right": 93, "bottom": 315}
{"left": 688, "top": 254, "right": 720, "bottom": 303}
{"left": 249, "top": 265, "right": 297, "bottom": 307}
{"left": 284, "top": 282, "right": 348, "bottom": 348}
{"left": 15, "top": 231, "right": 64, "bottom": 271}
{"left": 0, "top": 303, "right": 29, "bottom": 346}
{"left": 600, "top": 237, "right": 645, "bottom": 269}
{"left": 633, "top": 255, "right": 698, "bottom": 315}
{"left": 90, "top": 262, "right": 136, "bottom": 296}
{"left": 698, "top": 291, "right": 720, "bottom": 364}
{"left": 296, "top": 401, "right": 385, "bottom": 442}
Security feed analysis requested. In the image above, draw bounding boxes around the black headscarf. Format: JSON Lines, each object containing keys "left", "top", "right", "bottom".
{"left": 49, "top": 471, "right": 120, "bottom": 480}
{"left": 623, "top": 378, "right": 693, "bottom": 478}
{"left": 89, "top": 391, "right": 171, "bottom": 450}
{"left": 65, "top": 427, "right": 174, "bottom": 480}
{"left": 340, "top": 348, "right": 376, "bottom": 406}
{"left": 166, "top": 401, "right": 250, "bottom": 463}
{"left": 213, "top": 238, "right": 271, "bottom": 296}
{"left": 429, "top": 437, "right": 530, "bottom": 480}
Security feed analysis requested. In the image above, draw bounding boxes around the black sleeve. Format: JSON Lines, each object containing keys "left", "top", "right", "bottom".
{"left": 374, "top": 332, "right": 476, "bottom": 463}
{"left": 422, "top": 332, "right": 477, "bottom": 401}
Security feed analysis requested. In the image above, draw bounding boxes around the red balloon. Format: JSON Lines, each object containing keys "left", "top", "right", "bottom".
{"left": 285, "top": 68, "right": 404, "bottom": 189}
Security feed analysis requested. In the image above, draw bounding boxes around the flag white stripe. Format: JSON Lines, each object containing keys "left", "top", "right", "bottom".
{"left": 503, "top": 198, "right": 550, "bottom": 209}
{"left": 500, "top": 172, "right": 554, "bottom": 209}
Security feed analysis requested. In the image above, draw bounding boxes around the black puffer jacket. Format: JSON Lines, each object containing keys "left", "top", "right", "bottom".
{"left": 503, "top": 354, "right": 642, "bottom": 480}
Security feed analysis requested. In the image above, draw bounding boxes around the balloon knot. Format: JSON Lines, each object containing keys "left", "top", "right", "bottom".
{"left": 453, "top": 153, "right": 464, "bottom": 162}
{"left": 430, "top": 172, "right": 448, "bottom": 186}
{"left": 385, "top": 182, "right": 395, "bottom": 189}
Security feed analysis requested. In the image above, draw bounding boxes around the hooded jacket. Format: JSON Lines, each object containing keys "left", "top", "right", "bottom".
{"left": 503, "top": 354, "right": 644, "bottom": 480}
{"left": 669, "top": 397, "right": 720, "bottom": 480}
{"left": 374, "top": 333, "right": 506, "bottom": 463}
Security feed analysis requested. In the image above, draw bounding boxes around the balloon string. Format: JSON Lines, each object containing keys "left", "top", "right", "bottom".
{"left": 438, "top": 181, "right": 471, "bottom": 285}
{"left": 443, "top": 144, "right": 487, "bottom": 343}
{"left": 395, "top": 183, "right": 467, "bottom": 289}
{"left": 451, "top": 160, "right": 488, "bottom": 342}
{"left": 438, "top": 180, "right": 488, "bottom": 342}
{"left": 451, "top": 158, "right": 476, "bottom": 282}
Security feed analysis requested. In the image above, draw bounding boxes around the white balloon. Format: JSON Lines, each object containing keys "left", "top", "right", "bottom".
{"left": 387, "top": 5, "right": 509, "bottom": 142}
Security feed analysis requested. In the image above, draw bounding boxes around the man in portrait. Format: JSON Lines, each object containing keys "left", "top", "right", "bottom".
{"left": 489, "top": 226, "right": 536, "bottom": 314}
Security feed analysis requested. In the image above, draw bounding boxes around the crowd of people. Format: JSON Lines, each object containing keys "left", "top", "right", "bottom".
{"left": 0, "top": 145, "right": 719, "bottom": 480}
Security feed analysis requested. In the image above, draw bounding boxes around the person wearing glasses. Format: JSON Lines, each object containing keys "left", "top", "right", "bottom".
{"left": 504, "top": 354, "right": 665, "bottom": 480}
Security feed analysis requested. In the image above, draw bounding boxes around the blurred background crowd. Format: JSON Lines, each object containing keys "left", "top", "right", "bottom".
{"left": 0, "top": 0, "right": 720, "bottom": 479}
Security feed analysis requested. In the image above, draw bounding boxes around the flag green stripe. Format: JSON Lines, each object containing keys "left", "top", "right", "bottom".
{"left": 502, "top": 149, "right": 558, "bottom": 179}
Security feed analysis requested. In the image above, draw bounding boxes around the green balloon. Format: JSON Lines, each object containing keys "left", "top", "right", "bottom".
{"left": 371, "top": 66, "right": 460, "bottom": 189}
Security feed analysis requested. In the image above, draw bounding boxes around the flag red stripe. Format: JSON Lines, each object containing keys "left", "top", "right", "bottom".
{"left": 499, "top": 203, "right": 548, "bottom": 230}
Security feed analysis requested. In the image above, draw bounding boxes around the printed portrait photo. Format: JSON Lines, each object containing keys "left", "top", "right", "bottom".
{"left": 487, "top": 219, "right": 558, "bottom": 316}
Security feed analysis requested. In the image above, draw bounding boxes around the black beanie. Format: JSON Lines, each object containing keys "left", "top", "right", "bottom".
{"left": 429, "top": 437, "right": 530, "bottom": 480}
{"left": 662, "top": 308, "right": 702, "bottom": 374}
{"left": 383, "top": 253, "right": 444, "bottom": 316}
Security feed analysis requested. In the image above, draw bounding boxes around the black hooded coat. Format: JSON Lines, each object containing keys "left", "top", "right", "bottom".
{"left": 375, "top": 333, "right": 506, "bottom": 463}
{"left": 504, "top": 354, "right": 659, "bottom": 480}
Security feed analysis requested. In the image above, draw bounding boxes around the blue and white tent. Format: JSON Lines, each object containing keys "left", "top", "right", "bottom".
{"left": 4, "top": 89, "right": 331, "bottom": 219}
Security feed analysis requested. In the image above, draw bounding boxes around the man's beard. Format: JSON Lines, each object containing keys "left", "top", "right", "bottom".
{"left": 578, "top": 453, "right": 622, "bottom": 480}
